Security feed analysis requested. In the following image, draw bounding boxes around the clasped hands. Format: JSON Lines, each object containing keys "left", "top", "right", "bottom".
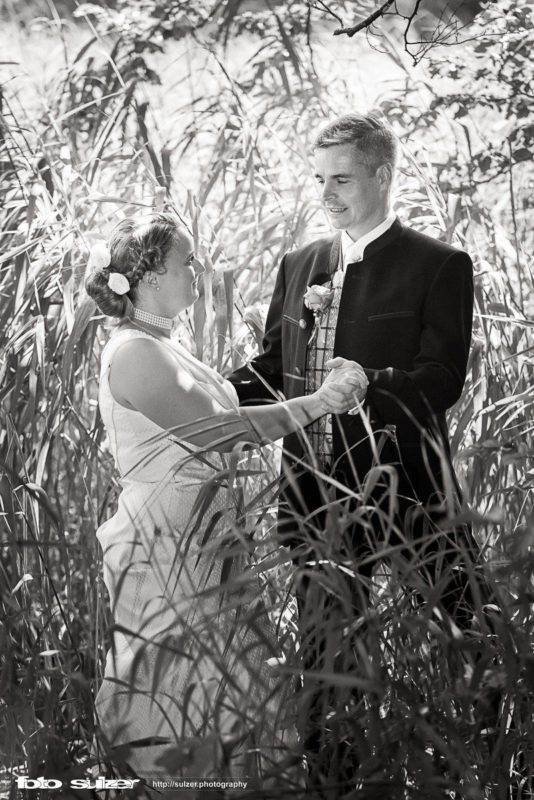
{"left": 316, "top": 357, "right": 368, "bottom": 415}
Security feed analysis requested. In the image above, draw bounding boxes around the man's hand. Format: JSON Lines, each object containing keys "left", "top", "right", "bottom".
{"left": 316, "top": 371, "right": 366, "bottom": 415}
{"left": 325, "top": 357, "right": 368, "bottom": 413}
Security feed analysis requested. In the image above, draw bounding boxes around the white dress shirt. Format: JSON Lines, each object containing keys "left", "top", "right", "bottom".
{"left": 340, "top": 211, "right": 397, "bottom": 271}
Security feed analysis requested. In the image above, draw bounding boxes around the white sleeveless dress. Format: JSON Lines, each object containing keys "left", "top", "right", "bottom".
{"left": 93, "top": 328, "right": 299, "bottom": 792}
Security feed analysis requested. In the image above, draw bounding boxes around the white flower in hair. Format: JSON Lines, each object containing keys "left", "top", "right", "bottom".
{"left": 107, "top": 272, "right": 130, "bottom": 295}
{"left": 88, "top": 240, "right": 111, "bottom": 271}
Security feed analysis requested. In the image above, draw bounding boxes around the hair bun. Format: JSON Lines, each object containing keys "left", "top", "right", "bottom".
{"left": 85, "top": 267, "right": 129, "bottom": 318}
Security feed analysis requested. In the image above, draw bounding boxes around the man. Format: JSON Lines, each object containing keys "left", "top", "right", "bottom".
{"left": 229, "top": 112, "right": 481, "bottom": 784}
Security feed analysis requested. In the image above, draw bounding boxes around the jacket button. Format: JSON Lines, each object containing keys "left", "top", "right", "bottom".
{"left": 299, "top": 318, "right": 307, "bottom": 329}
{"left": 295, "top": 366, "right": 302, "bottom": 377}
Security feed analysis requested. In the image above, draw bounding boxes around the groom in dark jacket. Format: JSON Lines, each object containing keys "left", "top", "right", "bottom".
{"left": 229, "top": 112, "right": 481, "bottom": 778}
{"left": 230, "top": 110, "right": 475, "bottom": 565}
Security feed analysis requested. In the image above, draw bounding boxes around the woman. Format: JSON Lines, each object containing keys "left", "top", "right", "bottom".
{"left": 85, "top": 212, "right": 362, "bottom": 795}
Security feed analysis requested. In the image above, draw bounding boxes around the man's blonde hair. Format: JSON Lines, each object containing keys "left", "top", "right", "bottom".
{"left": 314, "top": 112, "right": 398, "bottom": 173}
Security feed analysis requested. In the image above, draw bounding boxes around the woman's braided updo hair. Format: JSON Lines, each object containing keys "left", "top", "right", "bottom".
{"left": 85, "top": 212, "right": 182, "bottom": 318}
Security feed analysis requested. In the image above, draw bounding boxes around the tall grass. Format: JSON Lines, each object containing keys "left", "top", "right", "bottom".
{"left": 0, "top": 3, "right": 532, "bottom": 798}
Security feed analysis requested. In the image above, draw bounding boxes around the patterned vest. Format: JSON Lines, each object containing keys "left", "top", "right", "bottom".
{"left": 304, "top": 235, "right": 344, "bottom": 469}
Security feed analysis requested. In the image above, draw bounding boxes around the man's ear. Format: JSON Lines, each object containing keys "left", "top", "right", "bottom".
{"left": 376, "top": 162, "right": 393, "bottom": 189}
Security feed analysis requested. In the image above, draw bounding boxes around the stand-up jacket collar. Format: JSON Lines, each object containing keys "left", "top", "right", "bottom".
{"left": 341, "top": 213, "right": 401, "bottom": 265}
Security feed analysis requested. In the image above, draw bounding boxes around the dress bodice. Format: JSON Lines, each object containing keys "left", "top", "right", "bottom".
{"left": 98, "top": 327, "right": 239, "bottom": 484}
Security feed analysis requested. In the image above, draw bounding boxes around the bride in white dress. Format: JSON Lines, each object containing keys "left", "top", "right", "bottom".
{"left": 84, "top": 213, "right": 366, "bottom": 796}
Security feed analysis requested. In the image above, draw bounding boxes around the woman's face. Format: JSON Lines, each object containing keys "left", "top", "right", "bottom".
{"left": 155, "top": 231, "right": 204, "bottom": 317}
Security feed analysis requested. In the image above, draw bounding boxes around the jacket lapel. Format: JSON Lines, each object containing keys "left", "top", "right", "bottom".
{"left": 306, "top": 232, "right": 341, "bottom": 286}
{"left": 292, "top": 234, "right": 342, "bottom": 384}
{"left": 301, "top": 233, "right": 341, "bottom": 323}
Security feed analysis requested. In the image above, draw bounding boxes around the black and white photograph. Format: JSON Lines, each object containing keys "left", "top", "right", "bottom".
{"left": 1, "top": 1, "right": 533, "bottom": 798}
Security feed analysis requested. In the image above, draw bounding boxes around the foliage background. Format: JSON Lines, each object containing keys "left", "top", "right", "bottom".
{"left": 1, "top": 0, "right": 533, "bottom": 797}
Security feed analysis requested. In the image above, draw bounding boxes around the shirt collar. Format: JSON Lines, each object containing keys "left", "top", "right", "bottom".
{"left": 341, "top": 211, "right": 397, "bottom": 268}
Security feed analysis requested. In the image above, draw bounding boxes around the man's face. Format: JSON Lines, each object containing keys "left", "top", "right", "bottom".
{"left": 313, "top": 143, "right": 388, "bottom": 239}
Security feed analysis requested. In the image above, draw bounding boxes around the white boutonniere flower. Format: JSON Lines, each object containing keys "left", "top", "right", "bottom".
{"left": 304, "top": 282, "right": 334, "bottom": 345}
{"left": 303, "top": 283, "right": 334, "bottom": 315}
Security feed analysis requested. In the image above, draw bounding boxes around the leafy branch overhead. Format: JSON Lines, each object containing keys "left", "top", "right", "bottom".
{"left": 309, "top": 0, "right": 486, "bottom": 63}
{"left": 211, "top": 0, "right": 487, "bottom": 63}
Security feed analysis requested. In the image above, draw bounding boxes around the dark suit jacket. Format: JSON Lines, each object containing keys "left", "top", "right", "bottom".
{"left": 229, "top": 217, "right": 473, "bottom": 533}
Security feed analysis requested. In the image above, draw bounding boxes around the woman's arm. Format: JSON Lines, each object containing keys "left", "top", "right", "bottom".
{"left": 239, "top": 363, "right": 367, "bottom": 446}
{"left": 108, "top": 337, "right": 363, "bottom": 453}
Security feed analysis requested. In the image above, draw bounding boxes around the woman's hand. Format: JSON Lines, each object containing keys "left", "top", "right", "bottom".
{"left": 326, "top": 358, "right": 369, "bottom": 413}
{"left": 315, "top": 365, "right": 368, "bottom": 415}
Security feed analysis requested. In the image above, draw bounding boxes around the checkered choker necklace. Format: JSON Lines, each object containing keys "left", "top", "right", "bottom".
{"left": 132, "top": 307, "right": 174, "bottom": 331}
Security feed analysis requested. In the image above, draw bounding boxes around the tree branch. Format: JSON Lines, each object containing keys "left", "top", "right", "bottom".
{"left": 333, "top": 0, "right": 396, "bottom": 38}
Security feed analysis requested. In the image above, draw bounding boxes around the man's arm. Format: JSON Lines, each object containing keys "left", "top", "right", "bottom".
{"left": 364, "top": 250, "right": 474, "bottom": 428}
{"left": 228, "top": 255, "right": 287, "bottom": 405}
